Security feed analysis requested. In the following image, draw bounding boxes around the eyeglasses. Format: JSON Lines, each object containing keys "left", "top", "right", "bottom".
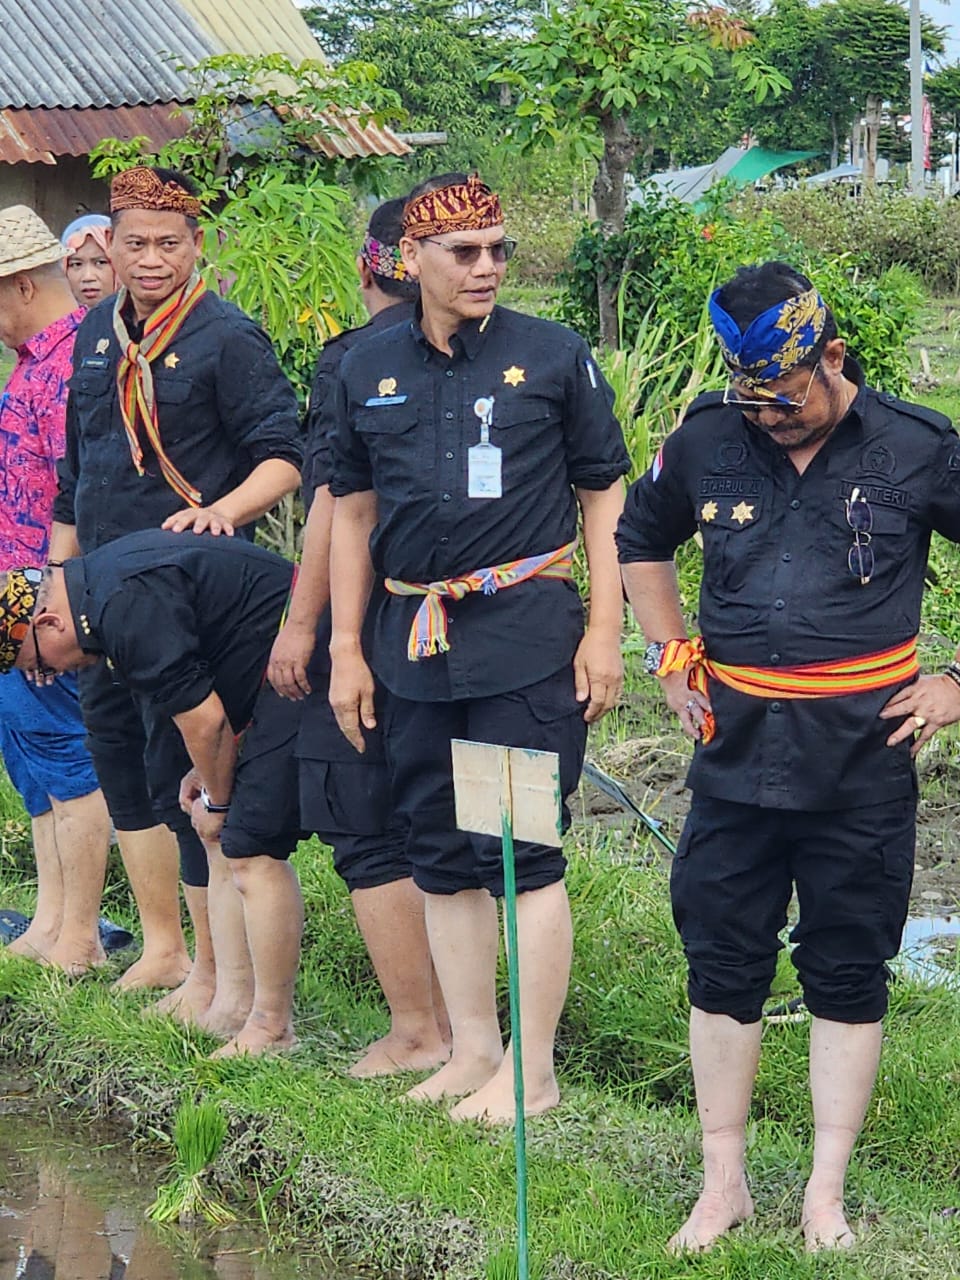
{"left": 845, "top": 486, "right": 874, "bottom": 585}
{"left": 420, "top": 237, "right": 517, "bottom": 266}
{"left": 723, "top": 362, "right": 820, "bottom": 416}
{"left": 30, "top": 621, "right": 57, "bottom": 679}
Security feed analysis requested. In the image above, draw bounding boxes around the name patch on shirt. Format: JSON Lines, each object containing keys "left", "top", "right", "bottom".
{"left": 364, "top": 395, "right": 409, "bottom": 407}
{"left": 80, "top": 356, "right": 110, "bottom": 370}
{"left": 699, "top": 476, "right": 763, "bottom": 497}
{"left": 839, "top": 479, "right": 908, "bottom": 509}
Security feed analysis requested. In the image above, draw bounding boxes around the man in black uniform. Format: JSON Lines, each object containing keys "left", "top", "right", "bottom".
{"left": 7, "top": 529, "right": 304, "bottom": 1057}
{"left": 329, "top": 173, "right": 629, "bottom": 1122}
{"left": 617, "top": 261, "right": 960, "bottom": 1251}
{"left": 49, "top": 166, "right": 301, "bottom": 1002}
{"left": 268, "top": 197, "right": 450, "bottom": 1077}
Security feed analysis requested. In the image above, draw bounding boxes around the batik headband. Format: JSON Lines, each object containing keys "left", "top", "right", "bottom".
{"left": 110, "top": 168, "right": 202, "bottom": 218}
{"left": 403, "top": 173, "right": 503, "bottom": 240}
{"left": 361, "top": 232, "right": 409, "bottom": 282}
{"left": 0, "top": 567, "right": 42, "bottom": 673}
{"left": 709, "top": 286, "right": 827, "bottom": 388}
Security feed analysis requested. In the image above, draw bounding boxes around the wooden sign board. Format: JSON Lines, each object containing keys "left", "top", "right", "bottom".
{"left": 451, "top": 739, "right": 563, "bottom": 847}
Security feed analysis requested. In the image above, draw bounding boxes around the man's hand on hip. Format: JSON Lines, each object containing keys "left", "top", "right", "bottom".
{"left": 880, "top": 673, "right": 960, "bottom": 757}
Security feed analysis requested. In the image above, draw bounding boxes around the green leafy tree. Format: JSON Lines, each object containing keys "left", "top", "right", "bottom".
{"left": 927, "top": 62, "right": 960, "bottom": 186}
{"left": 490, "top": 0, "right": 789, "bottom": 345}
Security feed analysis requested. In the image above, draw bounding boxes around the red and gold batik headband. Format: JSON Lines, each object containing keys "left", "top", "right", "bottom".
{"left": 110, "top": 168, "right": 202, "bottom": 218}
{"left": 402, "top": 174, "right": 503, "bottom": 240}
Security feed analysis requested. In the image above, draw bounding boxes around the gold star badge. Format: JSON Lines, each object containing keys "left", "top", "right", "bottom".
{"left": 503, "top": 366, "right": 525, "bottom": 387}
{"left": 700, "top": 501, "right": 718, "bottom": 523}
{"left": 731, "top": 501, "right": 755, "bottom": 525}
{"left": 95, "top": 338, "right": 109, "bottom": 355}
{"left": 378, "top": 377, "right": 397, "bottom": 396}
{"left": 164, "top": 352, "right": 180, "bottom": 369}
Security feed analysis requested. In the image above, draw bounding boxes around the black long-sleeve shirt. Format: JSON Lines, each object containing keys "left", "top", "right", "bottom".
{"left": 616, "top": 361, "right": 960, "bottom": 810}
{"left": 54, "top": 292, "right": 302, "bottom": 551}
{"left": 63, "top": 529, "right": 293, "bottom": 731}
{"left": 331, "top": 305, "right": 630, "bottom": 701}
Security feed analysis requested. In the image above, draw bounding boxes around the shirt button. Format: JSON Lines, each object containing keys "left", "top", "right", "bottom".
{"left": 770, "top": 701, "right": 782, "bottom": 713}
{"left": 440, "top": 536, "right": 449, "bottom": 544}
{"left": 445, "top": 369, "right": 454, "bottom": 378}
{"left": 770, "top": 653, "right": 781, "bottom": 664}
{"left": 101, "top": 477, "right": 109, "bottom": 487}
{"left": 781, "top": 552, "right": 791, "bottom": 562}
{"left": 445, "top": 410, "right": 454, "bottom": 420}
{"left": 442, "top": 492, "right": 451, "bottom": 502}
{"left": 774, "top": 598, "right": 785, "bottom": 609}
{"left": 790, "top": 499, "right": 800, "bottom": 510}
{"left": 445, "top": 451, "right": 454, "bottom": 460}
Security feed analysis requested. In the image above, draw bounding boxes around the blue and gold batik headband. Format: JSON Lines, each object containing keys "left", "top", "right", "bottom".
{"left": 708, "top": 286, "right": 827, "bottom": 393}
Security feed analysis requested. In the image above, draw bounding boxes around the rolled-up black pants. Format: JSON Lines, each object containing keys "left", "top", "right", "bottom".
{"left": 671, "top": 791, "right": 916, "bottom": 1024}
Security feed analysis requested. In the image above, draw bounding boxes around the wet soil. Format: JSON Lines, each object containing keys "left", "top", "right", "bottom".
{"left": 576, "top": 730, "right": 960, "bottom": 920}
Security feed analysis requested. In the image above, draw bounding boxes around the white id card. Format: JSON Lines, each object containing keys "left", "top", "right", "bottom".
{"left": 467, "top": 442, "right": 502, "bottom": 499}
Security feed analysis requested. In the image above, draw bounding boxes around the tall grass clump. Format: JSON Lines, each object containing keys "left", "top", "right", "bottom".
{"left": 148, "top": 1097, "right": 235, "bottom": 1227}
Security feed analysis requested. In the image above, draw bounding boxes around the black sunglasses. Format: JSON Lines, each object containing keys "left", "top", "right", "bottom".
{"left": 845, "top": 486, "right": 873, "bottom": 585}
{"left": 420, "top": 237, "right": 517, "bottom": 266}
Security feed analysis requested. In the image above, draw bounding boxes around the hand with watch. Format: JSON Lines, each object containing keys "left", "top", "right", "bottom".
{"left": 642, "top": 636, "right": 712, "bottom": 740}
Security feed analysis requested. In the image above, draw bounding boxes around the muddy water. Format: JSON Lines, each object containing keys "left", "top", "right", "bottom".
{"left": 0, "top": 1109, "right": 358, "bottom": 1280}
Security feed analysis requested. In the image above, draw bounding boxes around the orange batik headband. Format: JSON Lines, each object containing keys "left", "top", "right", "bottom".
{"left": 110, "top": 167, "right": 202, "bottom": 218}
{"left": 403, "top": 173, "right": 503, "bottom": 240}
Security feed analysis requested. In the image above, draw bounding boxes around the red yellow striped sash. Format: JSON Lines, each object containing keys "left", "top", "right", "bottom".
{"left": 385, "top": 540, "right": 577, "bottom": 661}
{"left": 112, "top": 272, "right": 207, "bottom": 506}
{"left": 657, "top": 635, "right": 919, "bottom": 745}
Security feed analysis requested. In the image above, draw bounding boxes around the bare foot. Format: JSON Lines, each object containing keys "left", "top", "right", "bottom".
{"left": 449, "top": 1061, "right": 559, "bottom": 1124}
{"left": 802, "top": 1196, "right": 856, "bottom": 1252}
{"left": 349, "top": 1030, "right": 450, "bottom": 1078}
{"left": 210, "top": 1013, "right": 297, "bottom": 1059}
{"left": 111, "top": 951, "right": 191, "bottom": 992}
{"left": 405, "top": 1049, "right": 502, "bottom": 1103}
{"left": 145, "top": 971, "right": 216, "bottom": 1025}
{"left": 8, "top": 925, "right": 58, "bottom": 963}
{"left": 667, "top": 1186, "right": 755, "bottom": 1253}
{"left": 195, "top": 995, "right": 252, "bottom": 1040}
{"left": 43, "top": 937, "right": 107, "bottom": 976}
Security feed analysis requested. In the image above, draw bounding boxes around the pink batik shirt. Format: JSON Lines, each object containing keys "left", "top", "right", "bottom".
{"left": 0, "top": 308, "right": 85, "bottom": 571}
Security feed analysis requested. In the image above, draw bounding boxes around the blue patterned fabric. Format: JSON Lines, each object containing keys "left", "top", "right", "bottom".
{"left": 709, "top": 286, "right": 827, "bottom": 389}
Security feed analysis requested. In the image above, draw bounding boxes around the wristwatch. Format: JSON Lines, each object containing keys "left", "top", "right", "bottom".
{"left": 199, "top": 786, "right": 230, "bottom": 814}
{"left": 643, "top": 641, "right": 668, "bottom": 675}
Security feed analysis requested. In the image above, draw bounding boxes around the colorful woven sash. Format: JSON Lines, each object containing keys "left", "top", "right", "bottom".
{"left": 112, "top": 271, "right": 207, "bottom": 506}
{"left": 385, "top": 540, "right": 577, "bottom": 661}
{"left": 657, "top": 635, "right": 919, "bottom": 745}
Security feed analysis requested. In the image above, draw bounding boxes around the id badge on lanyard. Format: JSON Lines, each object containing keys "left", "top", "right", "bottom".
{"left": 468, "top": 396, "right": 502, "bottom": 499}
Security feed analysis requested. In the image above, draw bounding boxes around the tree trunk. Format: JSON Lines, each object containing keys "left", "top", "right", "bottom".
{"left": 830, "top": 115, "right": 839, "bottom": 169}
{"left": 593, "top": 111, "right": 636, "bottom": 349}
{"left": 863, "top": 93, "right": 882, "bottom": 185}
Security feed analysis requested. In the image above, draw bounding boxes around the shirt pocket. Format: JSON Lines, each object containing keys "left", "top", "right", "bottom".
{"left": 355, "top": 404, "right": 419, "bottom": 498}
{"left": 493, "top": 393, "right": 558, "bottom": 433}
{"left": 154, "top": 374, "right": 200, "bottom": 444}
{"left": 69, "top": 367, "right": 114, "bottom": 439}
{"left": 698, "top": 494, "right": 765, "bottom": 594}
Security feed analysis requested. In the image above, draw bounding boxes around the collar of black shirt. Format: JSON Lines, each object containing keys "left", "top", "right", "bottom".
{"left": 842, "top": 355, "right": 867, "bottom": 423}
{"left": 411, "top": 302, "right": 496, "bottom": 362}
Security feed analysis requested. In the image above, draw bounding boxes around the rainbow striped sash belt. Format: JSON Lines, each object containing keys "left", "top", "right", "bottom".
{"left": 385, "top": 540, "right": 577, "bottom": 662}
{"left": 657, "top": 635, "right": 919, "bottom": 745}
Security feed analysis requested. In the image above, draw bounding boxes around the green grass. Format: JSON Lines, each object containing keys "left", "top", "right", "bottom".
{"left": 3, "top": 828, "right": 960, "bottom": 1277}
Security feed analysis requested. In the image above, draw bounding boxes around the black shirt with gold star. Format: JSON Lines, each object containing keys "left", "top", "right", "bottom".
{"left": 616, "top": 359, "right": 960, "bottom": 810}
{"left": 330, "top": 304, "right": 630, "bottom": 702}
{"left": 54, "top": 292, "right": 302, "bottom": 551}
{"left": 303, "top": 301, "right": 416, "bottom": 510}
{"left": 63, "top": 529, "right": 294, "bottom": 729}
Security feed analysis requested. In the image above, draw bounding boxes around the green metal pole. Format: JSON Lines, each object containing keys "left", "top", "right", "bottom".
{"left": 501, "top": 801, "right": 529, "bottom": 1280}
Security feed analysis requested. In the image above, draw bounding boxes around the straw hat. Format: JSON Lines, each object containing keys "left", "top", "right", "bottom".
{"left": 0, "top": 205, "right": 65, "bottom": 278}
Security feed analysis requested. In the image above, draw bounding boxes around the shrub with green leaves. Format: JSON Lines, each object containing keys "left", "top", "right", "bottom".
{"left": 558, "top": 187, "right": 924, "bottom": 393}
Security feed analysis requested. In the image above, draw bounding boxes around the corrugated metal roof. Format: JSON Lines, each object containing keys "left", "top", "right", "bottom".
{"left": 0, "top": 0, "right": 410, "bottom": 160}
{"left": 178, "top": 0, "right": 327, "bottom": 65}
{"left": 0, "top": 0, "right": 215, "bottom": 108}
{"left": 0, "top": 105, "right": 190, "bottom": 165}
